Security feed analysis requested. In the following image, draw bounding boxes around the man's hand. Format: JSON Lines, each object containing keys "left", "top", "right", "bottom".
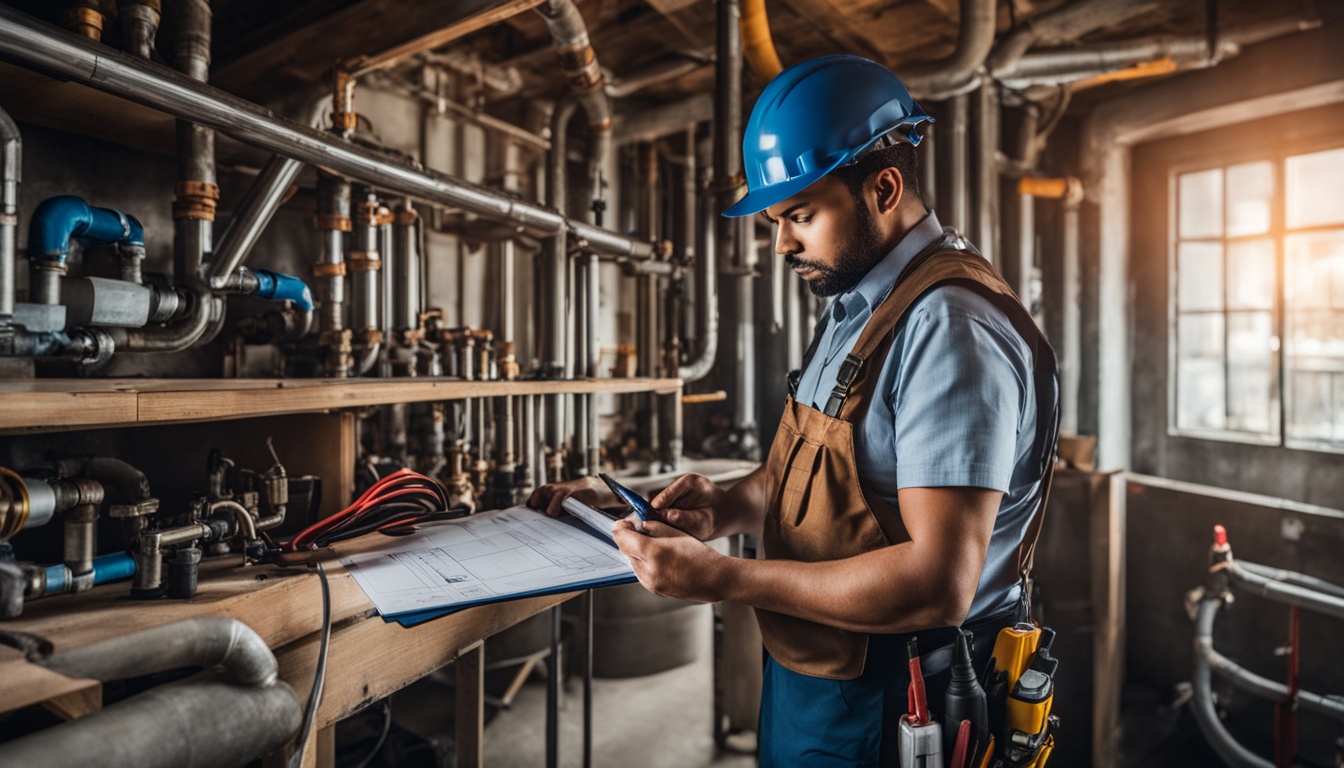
{"left": 526, "top": 476, "right": 614, "bottom": 517}
{"left": 648, "top": 473, "right": 727, "bottom": 541}
{"left": 613, "top": 519, "right": 727, "bottom": 603}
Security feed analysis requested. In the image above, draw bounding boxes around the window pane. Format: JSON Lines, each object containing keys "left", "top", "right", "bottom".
{"left": 1179, "top": 168, "right": 1223, "bottom": 238}
{"left": 1227, "top": 311, "right": 1277, "bottom": 434}
{"left": 1287, "top": 147, "right": 1344, "bottom": 229}
{"left": 1178, "top": 242, "right": 1224, "bottom": 311}
{"left": 1177, "top": 313, "right": 1225, "bottom": 431}
{"left": 1285, "top": 310, "right": 1344, "bottom": 446}
{"left": 1226, "top": 161, "right": 1273, "bottom": 236}
{"left": 1286, "top": 230, "right": 1344, "bottom": 310}
{"left": 1227, "top": 238, "right": 1275, "bottom": 310}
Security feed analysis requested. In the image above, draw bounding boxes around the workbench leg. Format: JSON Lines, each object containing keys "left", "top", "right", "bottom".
{"left": 583, "top": 589, "right": 593, "bottom": 768}
{"left": 455, "top": 640, "right": 485, "bottom": 768}
{"left": 547, "top": 604, "right": 562, "bottom": 768}
{"left": 292, "top": 725, "right": 334, "bottom": 768}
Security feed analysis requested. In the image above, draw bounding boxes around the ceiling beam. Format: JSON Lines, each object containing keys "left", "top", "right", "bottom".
{"left": 774, "top": 0, "right": 889, "bottom": 62}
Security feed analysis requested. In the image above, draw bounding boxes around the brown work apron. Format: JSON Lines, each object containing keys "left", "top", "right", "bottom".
{"left": 757, "top": 246, "right": 1059, "bottom": 681}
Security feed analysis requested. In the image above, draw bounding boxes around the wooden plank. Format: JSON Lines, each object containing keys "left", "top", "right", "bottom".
{"left": 0, "top": 648, "right": 100, "bottom": 716}
{"left": 348, "top": 0, "right": 546, "bottom": 76}
{"left": 455, "top": 641, "right": 485, "bottom": 768}
{"left": 273, "top": 592, "right": 573, "bottom": 729}
{"left": 0, "top": 384, "right": 139, "bottom": 431}
{"left": 41, "top": 685, "right": 102, "bottom": 720}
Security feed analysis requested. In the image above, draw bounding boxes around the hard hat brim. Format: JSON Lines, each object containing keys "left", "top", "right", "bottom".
{"left": 720, "top": 161, "right": 840, "bottom": 219}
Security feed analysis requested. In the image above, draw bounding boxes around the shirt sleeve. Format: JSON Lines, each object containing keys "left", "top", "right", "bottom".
{"left": 891, "top": 287, "right": 1031, "bottom": 491}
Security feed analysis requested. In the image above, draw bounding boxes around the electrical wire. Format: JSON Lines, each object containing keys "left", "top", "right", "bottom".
{"left": 350, "top": 699, "right": 393, "bottom": 768}
{"left": 289, "top": 561, "right": 332, "bottom": 768}
{"left": 283, "top": 468, "right": 456, "bottom": 551}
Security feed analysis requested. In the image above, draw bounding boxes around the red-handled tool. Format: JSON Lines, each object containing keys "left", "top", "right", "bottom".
{"left": 899, "top": 638, "right": 944, "bottom": 768}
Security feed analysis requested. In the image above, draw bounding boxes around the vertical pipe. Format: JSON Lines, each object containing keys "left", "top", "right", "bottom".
{"left": 350, "top": 188, "right": 380, "bottom": 336}
{"left": 392, "top": 205, "right": 421, "bottom": 335}
{"left": 1061, "top": 199, "right": 1080, "bottom": 435}
{"left": 1016, "top": 108, "right": 1040, "bottom": 303}
{"left": 378, "top": 203, "right": 395, "bottom": 377}
{"left": 921, "top": 121, "right": 938, "bottom": 212}
{"left": 543, "top": 100, "right": 578, "bottom": 458}
{"left": 118, "top": 1, "right": 161, "bottom": 61}
{"left": 0, "top": 105, "right": 19, "bottom": 322}
{"left": 315, "top": 173, "right": 352, "bottom": 378}
{"left": 949, "top": 93, "right": 970, "bottom": 234}
{"left": 975, "top": 81, "right": 999, "bottom": 267}
{"left": 172, "top": 0, "right": 216, "bottom": 290}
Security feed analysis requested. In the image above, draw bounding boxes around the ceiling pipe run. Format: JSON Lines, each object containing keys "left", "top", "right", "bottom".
{"left": 898, "top": 0, "right": 997, "bottom": 99}
{"left": 0, "top": 6, "right": 656, "bottom": 262}
{"left": 740, "top": 0, "right": 783, "bottom": 82}
{"left": 0, "top": 103, "right": 17, "bottom": 322}
{"left": 986, "top": 0, "right": 1161, "bottom": 78}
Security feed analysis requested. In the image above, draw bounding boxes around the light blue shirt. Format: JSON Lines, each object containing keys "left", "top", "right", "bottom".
{"left": 794, "top": 210, "right": 1043, "bottom": 620}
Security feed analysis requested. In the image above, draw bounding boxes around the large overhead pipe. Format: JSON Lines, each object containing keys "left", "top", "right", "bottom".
{"left": 986, "top": 0, "right": 1161, "bottom": 78}
{"left": 898, "top": 0, "right": 996, "bottom": 99}
{"left": 208, "top": 92, "right": 331, "bottom": 289}
{"left": 0, "top": 6, "right": 655, "bottom": 262}
{"left": 0, "top": 104, "right": 18, "bottom": 322}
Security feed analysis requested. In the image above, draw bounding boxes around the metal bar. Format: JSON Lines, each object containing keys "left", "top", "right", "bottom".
{"left": 546, "top": 604, "right": 561, "bottom": 768}
{"left": 583, "top": 589, "right": 593, "bottom": 768}
{"left": 0, "top": 6, "right": 654, "bottom": 260}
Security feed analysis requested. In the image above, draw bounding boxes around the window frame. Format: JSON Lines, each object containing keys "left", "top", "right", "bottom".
{"left": 1167, "top": 135, "right": 1344, "bottom": 454}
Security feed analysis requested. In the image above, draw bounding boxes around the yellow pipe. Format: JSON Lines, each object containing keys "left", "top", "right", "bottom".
{"left": 1018, "top": 176, "right": 1082, "bottom": 201}
{"left": 741, "top": 0, "right": 784, "bottom": 82}
{"left": 1071, "top": 57, "right": 1179, "bottom": 91}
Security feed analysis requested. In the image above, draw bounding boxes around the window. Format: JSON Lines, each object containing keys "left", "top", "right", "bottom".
{"left": 1173, "top": 146, "right": 1344, "bottom": 450}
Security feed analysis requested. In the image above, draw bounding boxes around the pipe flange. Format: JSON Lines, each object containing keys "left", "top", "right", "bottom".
{"left": 70, "top": 328, "right": 115, "bottom": 369}
{"left": 0, "top": 467, "right": 30, "bottom": 542}
{"left": 355, "top": 201, "right": 381, "bottom": 225}
{"left": 318, "top": 328, "right": 353, "bottom": 351}
{"left": 63, "top": 6, "right": 104, "bottom": 39}
{"left": 375, "top": 207, "right": 395, "bottom": 226}
{"left": 332, "top": 111, "right": 358, "bottom": 132}
{"left": 312, "top": 214, "right": 352, "bottom": 232}
{"left": 394, "top": 209, "right": 419, "bottom": 225}
{"left": 0, "top": 213, "right": 16, "bottom": 227}
{"left": 357, "top": 328, "right": 384, "bottom": 347}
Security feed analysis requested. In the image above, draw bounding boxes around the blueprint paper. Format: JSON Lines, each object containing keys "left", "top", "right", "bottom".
{"left": 340, "top": 505, "right": 637, "bottom": 621}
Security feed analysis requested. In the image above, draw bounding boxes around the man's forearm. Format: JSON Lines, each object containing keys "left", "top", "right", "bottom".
{"left": 712, "top": 465, "right": 769, "bottom": 539}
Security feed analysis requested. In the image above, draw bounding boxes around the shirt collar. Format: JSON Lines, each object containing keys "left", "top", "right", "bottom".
{"left": 845, "top": 209, "right": 943, "bottom": 313}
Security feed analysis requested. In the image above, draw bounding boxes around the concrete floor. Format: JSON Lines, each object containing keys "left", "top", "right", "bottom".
{"left": 482, "top": 622, "right": 759, "bottom": 768}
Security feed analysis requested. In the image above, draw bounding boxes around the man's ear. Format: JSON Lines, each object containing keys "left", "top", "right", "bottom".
{"left": 872, "top": 167, "right": 904, "bottom": 214}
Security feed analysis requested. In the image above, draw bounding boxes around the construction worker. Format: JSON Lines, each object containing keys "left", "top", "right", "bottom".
{"left": 530, "top": 55, "right": 1059, "bottom": 766}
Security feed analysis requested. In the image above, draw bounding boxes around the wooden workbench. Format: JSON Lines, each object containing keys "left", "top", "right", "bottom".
{"left": 0, "top": 539, "right": 575, "bottom": 767}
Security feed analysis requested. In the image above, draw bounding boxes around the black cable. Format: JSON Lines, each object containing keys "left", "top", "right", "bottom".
{"left": 289, "top": 561, "right": 332, "bottom": 768}
{"left": 351, "top": 699, "right": 393, "bottom": 768}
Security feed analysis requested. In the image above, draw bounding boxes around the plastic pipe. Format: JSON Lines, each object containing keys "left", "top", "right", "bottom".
{"left": 28, "top": 195, "right": 145, "bottom": 261}
{"left": 1226, "top": 560, "right": 1344, "bottom": 621}
{"left": 39, "top": 551, "right": 137, "bottom": 597}
{"left": 250, "top": 269, "right": 314, "bottom": 312}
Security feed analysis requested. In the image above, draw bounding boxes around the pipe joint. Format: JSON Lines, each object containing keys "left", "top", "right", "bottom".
{"left": 172, "top": 180, "right": 220, "bottom": 221}
{"left": 29, "top": 196, "right": 145, "bottom": 262}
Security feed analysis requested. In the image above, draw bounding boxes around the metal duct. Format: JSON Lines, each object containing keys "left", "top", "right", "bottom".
{"left": 44, "top": 616, "right": 278, "bottom": 685}
{"left": 0, "top": 676, "right": 300, "bottom": 768}
{"left": 0, "top": 6, "right": 655, "bottom": 261}
{"left": 0, "top": 104, "right": 17, "bottom": 322}
{"left": 898, "top": 0, "right": 996, "bottom": 99}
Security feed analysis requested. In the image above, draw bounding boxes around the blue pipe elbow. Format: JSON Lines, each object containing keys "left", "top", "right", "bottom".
{"left": 29, "top": 195, "right": 146, "bottom": 262}
{"left": 252, "top": 269, "right": 314, "bottom": 312}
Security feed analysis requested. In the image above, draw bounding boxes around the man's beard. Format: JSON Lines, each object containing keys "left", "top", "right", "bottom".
{"left": 788, "top": 202, "right": 885, "bottom": 297}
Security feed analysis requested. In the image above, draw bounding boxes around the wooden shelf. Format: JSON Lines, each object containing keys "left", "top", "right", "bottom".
{"left": 0, "top": 376, "right": 683, "bottom": 431}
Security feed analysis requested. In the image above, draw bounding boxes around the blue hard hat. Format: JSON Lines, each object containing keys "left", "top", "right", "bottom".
{"left": 723, "top": 55, "right": 933, "bottom": 218}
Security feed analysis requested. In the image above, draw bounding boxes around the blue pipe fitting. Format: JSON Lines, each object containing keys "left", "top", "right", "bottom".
{"left": 251, "top": 269, "right": 314, "bottom": 312}
{"left": 41, "top": 551, "right": 136, "bottom": 597}
{"left": 29, "top": 195, "right": 146, "bottom": 263}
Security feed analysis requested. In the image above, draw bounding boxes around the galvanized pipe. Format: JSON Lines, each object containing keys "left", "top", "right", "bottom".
{"left": 392, "top": 205, "right": 421, "bottom": 335}
{"left": 208, "top": 95, "right": 329, "bottom": 289}
{"left": 1060, "top": 197, "right": 1080, "bottom": 435}
{"left": 0, "top": 6, "right": 655, "bottom": 260}
{"left": 975, "top": 81, "right": 999, "bottom": 267}
{"left": 987, "top": 0, "right": 1160, "bottom": 77}
{"left": 1226, "top": 560, "right": 1344, "bottom": 621}
{"left": 948, "top": 94, "right": 970, "bottom": 234}
{"left": 118, "top": 0, "right": 161, "bottom": 60}
{"left": 682, "top": 134, "right": 719, "bottom": 382}
{"left": 0, "top": 103, "right": 18, "bottom": 321}
{"left": 171, "top": 0, "right": 215, "bottom": 290}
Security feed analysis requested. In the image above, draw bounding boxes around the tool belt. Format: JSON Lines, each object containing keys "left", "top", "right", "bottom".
{"left": 896, "top": 607, "right": 1060, "bottom": 768}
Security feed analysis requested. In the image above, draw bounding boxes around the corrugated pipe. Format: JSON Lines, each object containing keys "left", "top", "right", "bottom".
{"left": 0, "top": 6, "right": 655, "bottom": 260}
{"left": 740, "top": 0, "right": 782, "bottom": 82}
{"left": 0, "top": 103, "right": 17, "bottom": 322}
{"left": 208, "top": 91, "right": 331, "bottom": 289}
{"left": 898, "top": 0, "right": 996, "bottom": 99}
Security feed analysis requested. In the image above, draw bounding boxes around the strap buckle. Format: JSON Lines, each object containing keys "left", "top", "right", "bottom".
{"left": 822, "top": 353, "right": 864, "bottom": 417}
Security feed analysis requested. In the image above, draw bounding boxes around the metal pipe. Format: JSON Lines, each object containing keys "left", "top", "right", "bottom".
{"left": 45, "top": 616, "right": 278, "bottom": 685}
{"left": 987, "top": 0, "right": 1161, "bottom": 77}
{"left": 1238, "top": 561, "right": 1344, "bottom": 601}
{"left": 681, "top": 133, "right": 718, "bottom": 382}
{"left": 1225, "top": 560, "right": 1344, "bottom": 621}
{"left": 0, "top": 7, "right": 655, "bottom": 260}
{"left": 118, "top": 0, "right": 161, "bottom": 60}
{"left": 898, "top": 0, "right": 996, "bottom": 99}
{"left": 350, "top": 190, "right": 381, "bottom": 338}
{"left": 607, "top": 55, "right": 711, "bottom": 99}
{"left": 949, "top": 94, "right": 970, "bottom": 234}
{"left": 210, "top": 499, "right": 256, "bottom": 542}
{"left": 63, "top": 503, "right": 99, "bottom": 576}
{"left": 975, "top": 81, "right": 999, "bottom": 267}
{"left": 0, "top": 103, "right": 18, "bottom": 321}
{"left": 1060, "top": 196, "right": 1080, "bottom": 435}
{"left": 713, "top": 0, "right": 742, "bottom": 272}
{"left": 1014, "top": 108, "right": 1039, "bottom": 301}
{"left": 104, "top": 287, "right": 211, "bottom": 351}
{"left": 171, "top": 0, "right": 216, "bottom": 291}
{"left": 392, "top": 205, "right": 421, "bottom": 335}
{"left": 208, "top": 95, "right": 329, "bottom": 288}
{"left": 1191, "top": 598, "right": 1276, "bottom": 768}
{"left": 316, "top": 173, "right": 351, "bottom": 377}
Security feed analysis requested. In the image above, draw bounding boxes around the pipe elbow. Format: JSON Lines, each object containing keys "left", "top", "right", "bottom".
{"left": 251, "top": 269, "right": 314, "bottom": 312}
{"left": 29, "top": 195, "right": 144, "bottom": 262}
